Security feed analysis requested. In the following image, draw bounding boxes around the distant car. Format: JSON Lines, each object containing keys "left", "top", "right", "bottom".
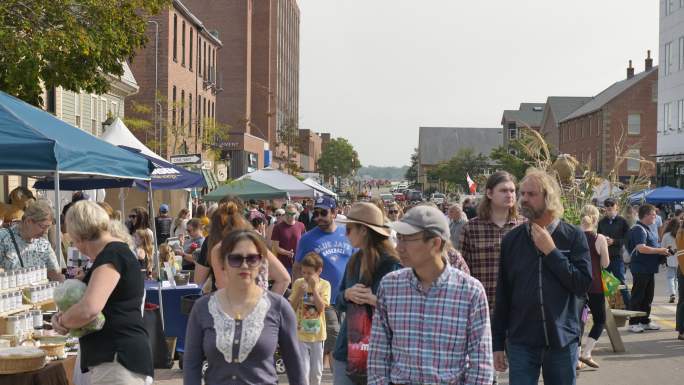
{"left": 380, "top": 193, "right": 394, "bottom": 204}
{"left": 430, "top": 193, "right": 446, "bottom": 205}
{"left": 393, "top": 192, "right": 406, "bottom": 202}
{"left": 397, "top": 182, "right": 409, "bottom": 190}
{"left": 405, "top": 190, "right": 423, "bottom": 202}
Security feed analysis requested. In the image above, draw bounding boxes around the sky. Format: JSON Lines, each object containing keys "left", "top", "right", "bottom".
{"left": 297, "top": 0, "right": 659, "bottom": 168}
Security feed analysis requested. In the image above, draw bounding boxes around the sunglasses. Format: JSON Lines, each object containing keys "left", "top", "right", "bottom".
{"left": 313, "top": 208, "right": 329, "bottom": 217}
{"left": 388, "top": 210, "right": 399, "bottom": 214}
{"left": 226, "top": 253, "right": 263, "bottom": 268}
{"left": 275, "top": 213, "right": 283, "bottom": 217}
{"left": 285, "top": 212, "right": 297, "bottom": 216}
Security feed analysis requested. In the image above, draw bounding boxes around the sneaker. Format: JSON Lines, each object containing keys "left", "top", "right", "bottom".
{"left": 670, "top": 295, "right": 676, "bottom": 303}
{"left": 642, "top": 322, "right": 661, "bottom": 330}
{"left": 629, "top": 324, "right": 645, "bottom": 333}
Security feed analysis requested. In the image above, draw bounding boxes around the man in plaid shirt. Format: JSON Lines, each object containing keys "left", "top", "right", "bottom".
{"left": 459, "top": 171, "right": 523, "bottom": 314}
{"left": 368, "top": 206, "right": 493, "bottom": 385}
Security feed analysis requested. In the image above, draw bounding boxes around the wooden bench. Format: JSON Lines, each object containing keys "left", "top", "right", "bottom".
{"left": 603, "top": 300, "right": 647, "bottom": 353}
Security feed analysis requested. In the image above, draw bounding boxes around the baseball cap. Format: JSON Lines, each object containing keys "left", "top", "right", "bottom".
{"left": 159, "top": 204, "right": 169, "bottom": 213}
{"left": 314, "top": 196, "right": 337, "bottom": 210}
{"left": 389, "top": 205, "right": 450, "bottom": 241}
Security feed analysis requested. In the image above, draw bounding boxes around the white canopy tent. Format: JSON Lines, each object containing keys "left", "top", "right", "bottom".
{"left": 303, "top": 178, "right": 337, "bottom": 199}
{"left": 101, "top": 117, "right": 166, "bottom": 161}
{"left": 237, "top": 168, "right": 315, "bottom": 199}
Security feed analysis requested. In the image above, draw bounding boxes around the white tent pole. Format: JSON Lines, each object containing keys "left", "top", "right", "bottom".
{"left": 119, "top": 188, "right": 125, "bottom": 223}
{"left": 54, "top": 169, "right": 62, "bottom": 265}
{"left": 147, "top": 182, "right": 164, "bottom": 331}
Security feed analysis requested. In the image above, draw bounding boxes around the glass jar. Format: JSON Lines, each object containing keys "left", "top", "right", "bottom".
{"left": 0, "top": 294, "right": 5, "bottom": 313}
{"left": 8, "top": 271, "right": 16, "bottom": 289}
{"left": 0, "top": 272, "right": 6, "bottom": 290}
{"left": 14, "top": 291, "right": 21, "bottom": 309}
{"left": 6, "top": 316, "right": 19, "bottom": 335}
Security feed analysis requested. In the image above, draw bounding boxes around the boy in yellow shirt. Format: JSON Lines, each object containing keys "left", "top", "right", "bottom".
{"left": 290, "top": 252, "right": 331, "bottom": 385}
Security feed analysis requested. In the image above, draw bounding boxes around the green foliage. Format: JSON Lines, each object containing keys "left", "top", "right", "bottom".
{"left": 489, "top": 143, "right": 529, "bottom": 181}
{"left": 317, "top": 138, "right": 361, "bottom": 181}
{"left": 405, "top": 148, "right": 419, "bottom": 185}
{"left": 358, "top": 165, "right": 408, "bottom": 180}
{"left": 0, "top": 0, "right": 171, "bottom": 106}
{"left": 275, "top": 118, "right": 301, "bottom": 175}
{"left": 428, "top": 148, "right": 489, "bottom": 191}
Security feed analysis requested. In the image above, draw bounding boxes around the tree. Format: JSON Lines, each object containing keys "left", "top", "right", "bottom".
{"left": 428, "top": 148, "right": 489, "bottom": 192}
{"left": 489, "top": 142, "right": 529, "bottom": 180}
{"left": 274, "top": 118, "right": 301, "bottom": 175}
{"left": 405, "top": 148, "right": 419, "bottom": 185}
{"left": 0, "top": 0, "right": 170, "bottom": 106}
{"left": 317, "top": 138, "right": 361, "bottom": 186}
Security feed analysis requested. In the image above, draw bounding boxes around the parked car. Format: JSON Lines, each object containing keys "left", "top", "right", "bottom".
{"left": 393, "top": 192, "right": 406, "bottom": 202}
{"left": 380, "top": 193, "right": 394, "bottom": 204}
{"left": 430, "top": 193, "right": 446, "bottom": 205}
{"left": 405, "top": 189, "right": 423, "bottom": 202}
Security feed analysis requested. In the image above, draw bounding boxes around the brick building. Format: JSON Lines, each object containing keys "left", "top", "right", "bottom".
{"left": 538, "top": 96, "right": 591, "bottom": 155}
{"left": 558, "top": 56, "right": 658, "bottom": 181}
{"left": 126, "top": 0, "right": 222, "bottom": 159}
{"left": 298, "top": 129, "right": 323, "bottom": 173}
{"left": 184, "top": 0, "right": 300, "bottom": 176}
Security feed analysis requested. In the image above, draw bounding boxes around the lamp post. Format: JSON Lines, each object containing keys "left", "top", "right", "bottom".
{"left": 147, "top": 20, "right": 159, "bottom": 155}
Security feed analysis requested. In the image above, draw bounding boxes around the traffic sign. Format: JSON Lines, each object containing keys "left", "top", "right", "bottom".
{"left": 169, "top": 154, "right": 201, "bottom": 165}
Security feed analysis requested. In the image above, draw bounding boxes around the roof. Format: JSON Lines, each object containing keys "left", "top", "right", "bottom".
{"left": 120, "top": 62, "right": 138, "bottom": 89}
{"left": 544, "top": 96, "right": 592, "bottom": 123}
{"left": 418, "top": 127, "right": 502, "bottom": 166}
{"left": 560, "top": 66, "right": 658, "bottom": 123}
{"left": 501, "top": 103, "right": 546, "bottom": 127}
{"left": 173, "top": 0, "right": 223, "bottom": 47}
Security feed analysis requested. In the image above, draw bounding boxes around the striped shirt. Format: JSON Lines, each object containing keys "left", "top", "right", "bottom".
{"left": 458, "top": 216, "right": 524, "bottom": 313}
{"left": 368, "top": 265, "right": 493, "bottom": 385}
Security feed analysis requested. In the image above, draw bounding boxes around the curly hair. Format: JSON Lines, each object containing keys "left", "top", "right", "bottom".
{"left": 521, "top": 168, "right": 564, "bottom": 219}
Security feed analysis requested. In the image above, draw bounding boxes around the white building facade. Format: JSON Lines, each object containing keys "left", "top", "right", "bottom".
{"left": 658, "top": 0, "right": 684, "bottom": 187}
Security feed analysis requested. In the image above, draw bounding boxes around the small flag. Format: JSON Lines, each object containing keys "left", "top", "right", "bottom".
{"left": 466, "top": 173, "right": 477, "bottom": 194}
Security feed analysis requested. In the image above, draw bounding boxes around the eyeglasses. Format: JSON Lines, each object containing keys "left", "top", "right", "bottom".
{"left": 388, "top": 210, "right": 399, "bottom": 214}
{"left": 396, "top": 234, "right": 425, "bottom": 243}
{"left": 285, "top": 212, "right": 297, "bottom": 216}
{"left": 275, "top": 214, "right": 283, "bottom": 217}
{"left": 226, "top": 253, "right": 263, "bottom": 268}
{"left": 313, "top": 208, "right": 329, "bottom": 217}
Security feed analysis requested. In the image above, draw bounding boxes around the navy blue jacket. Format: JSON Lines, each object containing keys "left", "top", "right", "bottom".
{"left": 492, "top": 220, "right": 592, "bottom": 351}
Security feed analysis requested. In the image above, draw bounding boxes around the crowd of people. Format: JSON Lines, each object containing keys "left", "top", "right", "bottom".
{"left": 1, "top": 171, "right": 683, "bottom": 385}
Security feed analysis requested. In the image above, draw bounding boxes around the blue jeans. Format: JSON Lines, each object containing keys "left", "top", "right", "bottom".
{"left": 607, "top": 257, "right": 631, "bottom": 308}
{"left": 507, "top": 342, "right": 578, "bottom": 385}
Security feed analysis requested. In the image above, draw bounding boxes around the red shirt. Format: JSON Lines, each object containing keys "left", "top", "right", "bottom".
{"left": 271, "top": 221, "right": 306, "bottom": 270}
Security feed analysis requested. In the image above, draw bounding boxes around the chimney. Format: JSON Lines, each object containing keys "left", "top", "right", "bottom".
{"left": 645, "top": 50, "right": 653, "bottom": 71}
{"left": 627, "top": 60, "right": 634, "bottom": 79}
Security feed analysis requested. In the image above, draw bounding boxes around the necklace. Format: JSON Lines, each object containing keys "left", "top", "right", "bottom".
{"left": 222, "top": 287, "right": 261, "bottom": 321}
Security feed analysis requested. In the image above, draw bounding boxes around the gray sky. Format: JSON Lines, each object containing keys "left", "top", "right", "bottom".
{"left": 298, "top": 0, "right": 659, "bottom": 167}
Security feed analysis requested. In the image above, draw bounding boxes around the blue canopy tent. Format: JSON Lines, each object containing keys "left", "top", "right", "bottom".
{"left": 0, "top": 90, "right": 152, "bottom": 262}
{"left": 631, "top": 186, "right": 684, "bottom": 204}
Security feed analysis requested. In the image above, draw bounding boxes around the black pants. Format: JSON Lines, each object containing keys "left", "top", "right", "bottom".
{"left": 677, "top": 270, "right": 684, "bottom": 333}
{"left": 629, "top": 272, "right": 655, "bottom": 325}
{"left": 587, "top": 292, "right": 606, "bottom": 339}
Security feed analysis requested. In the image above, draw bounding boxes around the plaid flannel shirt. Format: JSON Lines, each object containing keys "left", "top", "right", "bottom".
{"left": 458, "top": 217, "right": 524, "bottom": 312}
{"left": 368, "top": 266, "right": 493, "bottom": 385}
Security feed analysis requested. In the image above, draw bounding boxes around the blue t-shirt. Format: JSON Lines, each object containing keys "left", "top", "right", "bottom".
{"left": 627, "top": 222, "right": 661, "bottom": 274}
{"left": 295, "top": 226, "right": 353, "bottom": 304}
{"left": 647, "top": 215, "right": 662, "bottom": 240}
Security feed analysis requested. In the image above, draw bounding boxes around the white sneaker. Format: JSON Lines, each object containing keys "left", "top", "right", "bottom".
{"left": 629, "top": 324, "right": 645, "bottom": 333}
{"left": 641, "top": 322, "right": 661, "bottom": 330}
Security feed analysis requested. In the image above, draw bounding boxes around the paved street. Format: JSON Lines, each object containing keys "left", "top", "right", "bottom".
{"left": 155, "top": 268, "right": 683, "bottom": 385}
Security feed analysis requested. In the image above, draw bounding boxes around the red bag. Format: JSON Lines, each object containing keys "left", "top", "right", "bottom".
{"left": 346, "top": 303, "right": 373, "bottom": 384}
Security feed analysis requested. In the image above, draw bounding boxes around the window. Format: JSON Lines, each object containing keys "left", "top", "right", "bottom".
{"left": 111, "top": 101, "right": 118, "bottom": 117}
{"left": 203, "top": 41, "right": 207, "bottom": 79}
{"left": 74, "top": 92, "right": 81, "bottom": 128}
{"left": 188, "top": 94, "right": 193, "bottom": 136}
{"left": 680, "top": 37, "right": 684, "bottom": 71}
{"left": 172, "top": 86, "right": 177, "bottom": 127}
{"left": 173, "top": 14, "right": 178, "bottom": 62}
{"left": 196, "top": 95, "right": 201, "bottom": 134}
{"left": 679, "top": 99, "right": 684, "bottom": 132}
{"left": 665, "top": 42, "right": 673, "bottom": 76}
{"left": 189, "top": 29, "right": 193, "bottom": 70}
{"left": 90, "top": 95, "right": 96, "bottom": 133}
{"left": 100, "top": 99, "right": 107, "bottom": 122}
{"left": 181, "top": 21, "right": 186, "bottom": 66}
{"left": 508, "top": 127, "right": 517, "bottom": 140}
{"left": 664, "top": 102, "right": 672, "bottom": 133}
{"left": 668, "top": 0, "right": 676, "bottom": 15}
{"left": 198, "top": 38, "right": 202, "bottom": 75}
{"left": 626, "top": 149, "right": 640, "bottom": 172}
{"left": 180, "top": 90, "right": 185, "bottom": 128}
{"left": 627, "top": 113, "right": 641, "bottom": 135}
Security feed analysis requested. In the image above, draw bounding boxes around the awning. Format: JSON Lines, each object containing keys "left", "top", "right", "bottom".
{"left": 202, "top": 169, "right": 219, "bottom": 191}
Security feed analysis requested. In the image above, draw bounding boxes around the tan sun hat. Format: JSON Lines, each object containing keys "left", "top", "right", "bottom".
{"left": 337, "top": 202, "right": 391, "bottom": 237}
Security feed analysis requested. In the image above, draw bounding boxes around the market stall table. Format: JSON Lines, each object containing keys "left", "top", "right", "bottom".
{"left": 144, "top": 281, "right": 201, "bottom": 358}
{"left": 0, "top": 361, "right": 69, "bottom": 385}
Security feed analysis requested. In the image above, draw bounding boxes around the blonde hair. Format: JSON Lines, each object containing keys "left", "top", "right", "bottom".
{"left": 65, "top": 201, "right": 110, "bottom": 241}
{"left": 23, "top": 199, "right": 53, "bottom": 222}
{"left": 580, "top": 204, "right": 600, "bottom": 231}
{"left": 159, "top": 243, "right": 174, "bottom": 264}
{"left": 521, "top": 168, "right": 565, "bottom": 219}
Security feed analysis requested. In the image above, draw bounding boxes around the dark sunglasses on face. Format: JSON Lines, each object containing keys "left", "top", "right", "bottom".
{"left": 388, "top": 210, "right": 399, "bottom": 214}
{"left": 226, "top": 253, "right": 263, "bottom": 268}
{"left": 313, "top": 208, "right": 329, "bottom": 217}
{"left": 285, "top": 212, "right": 297, "bottom": 216}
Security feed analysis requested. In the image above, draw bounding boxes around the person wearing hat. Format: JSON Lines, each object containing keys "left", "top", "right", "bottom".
{"left": 294, "top": 196, "right": 354, "bottom": 369}
{"left": 367, "top": 205, "right": 493, "bottom": 385}
{"left": 154, "top": 203, "right": 173, "bottom": 245}
{"left": 332, "top": 203, "right": 401, "bottom": 385}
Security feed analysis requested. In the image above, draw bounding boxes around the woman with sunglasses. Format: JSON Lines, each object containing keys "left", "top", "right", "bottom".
{"left": 386, "top": 203, "right": 402, "bottom": 222}
{"left": 333, "top": 202, "right": 401, "bottom": 385}
{"left": 184, "top": 229, "right": 305, "bottom": 385}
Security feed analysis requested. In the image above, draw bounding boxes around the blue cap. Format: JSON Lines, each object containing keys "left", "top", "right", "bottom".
{"left": 160, "top": 204, "right": 169, "bottom": 213}
{"left": 314, "top": 196, "right": 337, "bottom": 210}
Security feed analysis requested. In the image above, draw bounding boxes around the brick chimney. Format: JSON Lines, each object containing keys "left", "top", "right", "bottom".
{"left": 645, "top": 50, "right": 653, "bottom": 71}
{"left": 627, "top": 60, "right": 634, "bottom": 79}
